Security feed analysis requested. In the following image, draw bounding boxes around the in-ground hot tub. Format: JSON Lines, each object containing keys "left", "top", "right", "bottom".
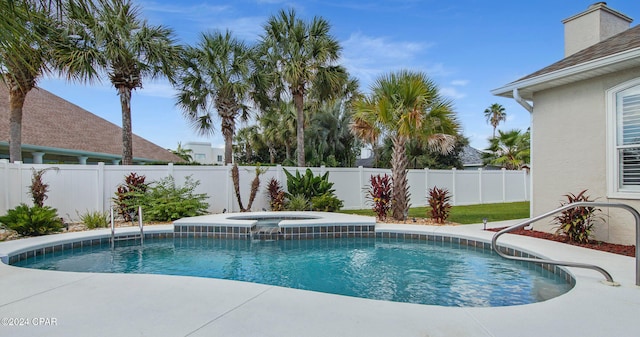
{"left": 172, "top": 211, "right": 377, "bottom": 240}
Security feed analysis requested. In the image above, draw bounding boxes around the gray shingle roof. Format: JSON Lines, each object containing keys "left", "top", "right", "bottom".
{"left": 0, "top": 85, "right": 181, "bottom": 163}
{"left": 515, "top": 24, "right": 640, "bottom": 82}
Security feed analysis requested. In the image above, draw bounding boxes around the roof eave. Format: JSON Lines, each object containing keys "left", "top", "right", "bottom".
{"left": 491, "top": 47, "right": 640, "bottom": 100}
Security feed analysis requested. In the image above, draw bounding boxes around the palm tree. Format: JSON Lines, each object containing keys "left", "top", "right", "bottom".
{"left": 169, "top": 142, "right": 193, "bottom": 162}
{"left": 483, "top": 128, "right": 530, "bottom": 170}
{"left": 175, "top": 30, "right": 251, "bottom": 165}
{"left": 63, "top": 0, "right": 182, "bottom": 165}
{"left": 352, "top": 70, "right": 459, "bottom": 221}
{"left": 256, "top": 8, "right": 345, "bottom": 167}
{"left": 0, "top": 0, "right": 88, "bottom": 163}
{"left": 484, "top": 103, "right": 507, "bottom": 139}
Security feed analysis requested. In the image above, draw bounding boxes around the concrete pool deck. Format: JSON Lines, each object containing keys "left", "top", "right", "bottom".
{"left": 0, "top": 220, "right": 638, "bottom": 337}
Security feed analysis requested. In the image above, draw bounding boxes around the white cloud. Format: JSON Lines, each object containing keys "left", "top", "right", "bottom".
{"left": 451, "top": 79, "right": 469, "bottom": 86}
{"left": 440, "top": 87, "right": 466, "bottom": 100}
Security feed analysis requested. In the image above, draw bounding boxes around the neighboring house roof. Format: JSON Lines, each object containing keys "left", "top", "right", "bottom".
{"left": 460, "top": 145, "right": 484, "bottom": 167}
{"left": 0, "top": 85, "right": 181, "bottom": 163}
{"left": 492, "top": 24, "right": 640, "bottom": 100}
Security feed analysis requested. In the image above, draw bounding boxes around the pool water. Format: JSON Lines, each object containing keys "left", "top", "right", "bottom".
{"left": 13, "top": 237, "right": 573, "bottom": 307}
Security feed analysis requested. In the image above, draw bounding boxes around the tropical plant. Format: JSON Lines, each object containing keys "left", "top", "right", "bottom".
{"left": 311, "top": 193, "right": 344, "bottom": 212}
{"left": 175, "top": 30, "right": 251, "bottom": 165}
{"left": 553, "top": 190, "right": 601, "bottom": 243}
{"left": 285, "top": 194, "right": 310, "bottom": 211}
{"left": 170, "top": 142, "right": 193, "bottom": 163}
{"left": 428, "top": 187, "right": 452, "bottom": 224}
{"left": 29, "top": 167, "right": 58, "bottom": 207}
{"left": 352, "top": 70, "right": 459, "bottom": 221}
{"left": 77, "top": 209, "right": 109, "bottom": 229}
{"left": 113, "top": 172, "right": 148, "bottom": 221}
{"left": 306, "top": 101, "right": 360, "bottom": 167}
{"left": 140, "top": 175, "right": 209, "bottom": 221}
{"left": 283, "top": 168, "right": 335, "bottom": 200}
{"left": 0, "top": 1, "right": 82, "bottom": 163}
{"left": 0, "top": 203, "right": 63, "bottom": 236}
{"left": 483, "top": 103, "right": 507, "bottom": 139}
{"left": 366, "top": 174, "right": 392, "bottom": 220}
{"left": 266, "top": 177, "right": 286, "bottom": 211}
{"left": 63, "top": 0, "right": 183, "bottom": 165}
{"left": 230, "top": 164, "right": 266, "bottom": 212}
{"left": 255, "top": 8, "right": 346, "bottom": 167}
{"left": 482, "top": 128, "right": 530, "bottom": 170}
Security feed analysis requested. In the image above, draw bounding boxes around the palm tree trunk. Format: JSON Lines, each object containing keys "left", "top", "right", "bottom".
{"left": 8, "top": 88, "right": 28, "bottom": 163}
{"left": 231, "top": 163, "right": 245, "bottom": 211}
{"left": 293, "top": 91, "right": 305, "bottom": 167}
{"left": 391, "top": 135, "right": 410, "bottom": 221}
{"left": 118, "top": 86, "right": 133, "bottom": 165}
{"left": 222, "top": 116, "right": 234, "bottom": 165}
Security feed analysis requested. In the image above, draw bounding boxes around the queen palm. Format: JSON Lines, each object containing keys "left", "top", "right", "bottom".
{"left": 352, "top": 70, "right": 459, "bottom": 220}
{"left": 63, "top": 0, "right": 182, "bottom": 165}
{"left": 484, "top": 103, "right": 507, "bottom": 139}
{"left": 257, "top": 8, "right": 344, "bottom": 167}
{"left": 176, "top": 30, "right": 251, "bottom": 165}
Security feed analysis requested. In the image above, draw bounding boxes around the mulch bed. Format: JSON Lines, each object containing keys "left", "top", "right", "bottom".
{"left": 488, "top": 227, "right": 636, "bottom": 257}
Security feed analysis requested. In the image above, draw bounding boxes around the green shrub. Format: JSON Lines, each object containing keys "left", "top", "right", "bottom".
{"left": 0, "top": 204, "right": 63, "bottom": 236}
{"left": 553, "top": 190, "right": 600, "bottom": 243}
{"left": 140, "top": 175, "right": 209, "bottom": 221}
{"left": 311, "top": 193, "right": 344, "bottom": 212}
{"left": 427, "top": 186, "right": 452, "bottom": 223}
{"left": 284, "top": 168, "right": 335, "bottom": 200}
{"left": 286, "top": 194, "right": 310, "bottom": 211}
{"left": 77, "top": 210, "right": 109, "bottom": 229}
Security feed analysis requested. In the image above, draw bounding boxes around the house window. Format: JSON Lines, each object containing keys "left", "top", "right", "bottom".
{"left": 194, "top": 153, "right": 206, "bottom": 161}
{"left": 608, "top": 79, "right": 640, "bottom": 197}
{"left": 217, "top": 155, "right": 223, "bottom": 162}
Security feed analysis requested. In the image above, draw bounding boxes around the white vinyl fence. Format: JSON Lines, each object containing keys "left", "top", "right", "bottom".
{"left": 0, "top": 160, "right": 529, "bottom": 221}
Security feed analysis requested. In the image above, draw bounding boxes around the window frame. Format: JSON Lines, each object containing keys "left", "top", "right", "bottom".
{"left": 607, "top": 77, "right": 640, "bottom": 199}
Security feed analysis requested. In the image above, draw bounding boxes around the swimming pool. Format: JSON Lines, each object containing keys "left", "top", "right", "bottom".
{"left": 12, "top": 236, "right": 573, "bottom": 307}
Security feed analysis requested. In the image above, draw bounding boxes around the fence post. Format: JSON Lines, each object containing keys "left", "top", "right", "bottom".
{"left": 522, "top": 168, "right": 529, "bottom": 201}
{"left": 478, "top": 167, "right": 483, "bottom": 204}
{"left": 97, "top": 162, "right": 105, "bottom": 212}
{"left": 226, "top": 164, "right": 233, "bottom": 212}
{"left": 167, "top": 162, "right": 174, "bottom": 178}
{"left": 451, "top": 167, "right": 457, "bottom": 206}
{"left": 502, "top": 168, "right": 507, "bottom": 202}
{"left": 359, "top": 166, "right": 365, "bottom": 209}
{"left": 1, "top": 159, "right": 8, "bottom": 212}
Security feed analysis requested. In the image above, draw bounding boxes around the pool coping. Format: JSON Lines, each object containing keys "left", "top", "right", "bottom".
{"left": 0, "top": 219, "right": 638, "bottom": 336}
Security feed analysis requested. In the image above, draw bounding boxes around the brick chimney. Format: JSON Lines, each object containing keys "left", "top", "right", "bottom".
{"left": 562, "top": 2, "right": 632, "bottom": 57}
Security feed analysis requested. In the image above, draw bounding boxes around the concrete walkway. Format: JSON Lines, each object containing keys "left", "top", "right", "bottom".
{"left": 0, "top": 221, "right": 638, "bottom": 337}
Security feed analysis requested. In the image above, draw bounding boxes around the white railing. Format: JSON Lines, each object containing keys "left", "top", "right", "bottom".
{"left": 0, "top": 160, "right": 529, "bottom": 221}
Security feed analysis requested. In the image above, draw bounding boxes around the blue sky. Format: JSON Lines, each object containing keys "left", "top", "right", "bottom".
{"left": 38, "top": 0, "right": 640, "bottom": 152}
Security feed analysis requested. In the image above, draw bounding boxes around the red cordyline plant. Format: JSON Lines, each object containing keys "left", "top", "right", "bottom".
{"left": 266, "top": 177, "right": 286, "bottom": 211}
{"left": 553, "top": 189, "right": 601, "bottom": 244}
{"left": 367, "top": 174, "right": 392, "bottom": 220}
{"left": 114, "top": 172, "right": 148, "bottom": 221}
{"left": 428, "top": 186, "right": 452, "bottom": 224}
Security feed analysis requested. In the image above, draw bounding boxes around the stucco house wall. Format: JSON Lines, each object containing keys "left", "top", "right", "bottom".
{"left": 531, "top": 68, "right": 640, "bottom": 245}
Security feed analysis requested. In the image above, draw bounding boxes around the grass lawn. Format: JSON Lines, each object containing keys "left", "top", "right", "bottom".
{"left": 338, "top": 201, "right": 530, "bottom": 224}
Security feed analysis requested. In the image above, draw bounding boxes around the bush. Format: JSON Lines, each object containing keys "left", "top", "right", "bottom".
{"left": 311, "top": 193, "right": 344, "bottom": 212}
{"left": 266, "top": 178, "right": 286, "bottom": 211}
{"left": 428, "top": 187, "right": 452, "bottom": 224}
{"left": 29, "top": 167, "right": 58, "bottom": 207}
{"left": 113, "top": 172, "right": 148, "bottom": 221}
{"left": 78, "top": 210, "right": 109, "bottom": 229}
{"left": 0, "top": 204, "right": 63, "bottom": 236}
{"left": 284, "top": 168, "right": 335, "bottom": 200}
{"left": 286, "top": 194, "right": 310, "bottom": 211}
{"left": 140, "top": 175, "right": 209, "bottom": 221}
{"left": 553, "top": 190, "right": 600, "bottom": 243}
{"left": 366, "top": 174, "right": 392, "bottom": 220}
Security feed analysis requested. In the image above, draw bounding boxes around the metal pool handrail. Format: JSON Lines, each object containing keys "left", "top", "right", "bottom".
{"left": 491, "top": 202, "right": 640, "bottom": 286}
